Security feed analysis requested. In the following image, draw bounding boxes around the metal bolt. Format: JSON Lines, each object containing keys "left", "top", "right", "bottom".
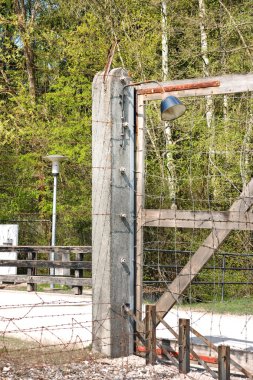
{"left": 120, "top": 213, "right": 127, "bottom": 219}
{"left": 120, "top": 167, "right": 126, "bottom": 174}
{"left": 120, "top": 257, "right": 126, "bottom": 263}
{"left": 120, "top": 76, "right": 127, "bottom": 84}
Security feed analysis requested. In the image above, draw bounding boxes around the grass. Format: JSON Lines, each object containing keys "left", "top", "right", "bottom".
{"left": 0, "top": 336, "right": 96, "bottom": 369}
{"left": 178, "top": 296, "right": 253, "bottom": 315}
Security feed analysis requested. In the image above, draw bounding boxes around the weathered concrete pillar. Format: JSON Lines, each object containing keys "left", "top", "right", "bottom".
{"left": 92, "top": 68, "right": 134, "bottom": 357}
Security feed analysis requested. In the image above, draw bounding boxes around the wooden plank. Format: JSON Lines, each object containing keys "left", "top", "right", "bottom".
{"left": 178, "top": 319, "right": 190, "bottom": 374}
{"left": 135, "top": 94, "right": 145, "bottom": 324}
{"left": 154, "top": 177, "right": 253, "bottom": 324}
{"left": 0, "top": 246, "right": 92, "bottom": 254}
{"left": 137, "top": 80, "right": 220, "bottom": 95}
{"left": 0, "top": 260, "right": 92, "bottom": 269}
{"left": 0, "top": 275, "right": 92, "bottom": 286}
{"left": 143, "top": 209, "right": 253, "bottom": 230}
{"left": 136, "top": 73, "right": 253, "bottom": 100}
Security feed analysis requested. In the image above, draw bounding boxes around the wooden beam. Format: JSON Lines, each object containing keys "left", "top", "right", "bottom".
{"left": 154, "top": 177, "right": 253, "bottom": 324}
{"left": 0, "top": 260, "right": 92, "bottom": 269}
{"left": 0, "top": 246, "right": 92, "bottom": 254}
{"left": 137, "top": 80, "right": 220, "bottom": 95}
{"left": 0, "top": 275, "right": 91, "bottom": 286}
{"left": 136, "top": 73, "right": 253, "bottom": 100}
{"left": 143, "top": 209, "right": 253, "bottom": 230}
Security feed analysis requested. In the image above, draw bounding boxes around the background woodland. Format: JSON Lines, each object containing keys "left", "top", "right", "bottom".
{"left": 0, "top": 0, "right": 253, "bottom": 299}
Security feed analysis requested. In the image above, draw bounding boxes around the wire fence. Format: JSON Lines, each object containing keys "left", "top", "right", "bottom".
{"left": 0, "top": 288, "right": 253, "bottom": 378}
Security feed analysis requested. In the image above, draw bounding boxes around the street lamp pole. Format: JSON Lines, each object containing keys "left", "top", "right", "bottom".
{"left": 44, "top": 155, "right": 66, "bottom": 289}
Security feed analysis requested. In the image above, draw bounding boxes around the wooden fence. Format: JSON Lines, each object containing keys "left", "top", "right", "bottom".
{"left": 125, "top": 304, "right": 253, "bottom": 380}
{"left": 0, "top": 246, "right": 92, "bottom": 295}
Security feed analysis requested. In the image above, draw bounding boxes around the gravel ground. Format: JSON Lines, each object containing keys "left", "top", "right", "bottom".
{"left": 0, "top": 354, "right": 221, "bottom": 380}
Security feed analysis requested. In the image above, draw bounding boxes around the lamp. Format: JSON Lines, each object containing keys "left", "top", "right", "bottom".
{"left": 161, "top": 95, "right": 186, "bottom": 121}
{"left": 44, "top": 154, "right": 66, "bottom": 289}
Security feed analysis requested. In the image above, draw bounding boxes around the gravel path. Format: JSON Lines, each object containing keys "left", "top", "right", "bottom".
{"left": 0, "top": 354, "right": 238, "bottom": 380}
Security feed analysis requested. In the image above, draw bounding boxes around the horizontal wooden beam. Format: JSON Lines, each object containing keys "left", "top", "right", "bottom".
{"left": 0, "top": 260, "right": 92, "bottom": 269}
{"left": 137, "top": 80, "right": 220, "bottom": 95}
{"left": 0, "top": 275, "right": 92, "bottom": 286}
{"left": 143, "top": 209, "right": 253, "bottom": 230}
{"left": 153, "top": 177, "right": 253, "bottom": 323}
{"left": 136, "top": 73, "right": 253, "bottom": 100}
{"left": 0, "top": 246, "right": 92, "bottom": 254}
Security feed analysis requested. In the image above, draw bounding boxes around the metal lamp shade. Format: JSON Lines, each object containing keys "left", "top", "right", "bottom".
{"left": 161, "top": 95, "right": 186, "bottom": 121}
{"left": 44, "top": 155, "right": 66, "bottom": 175}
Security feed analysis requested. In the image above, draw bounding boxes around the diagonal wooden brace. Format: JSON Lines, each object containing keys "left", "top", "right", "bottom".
{"left": 153, "top": 178, "right": 253, "bottom": 324}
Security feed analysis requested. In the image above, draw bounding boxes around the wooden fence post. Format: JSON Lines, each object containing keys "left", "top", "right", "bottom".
{"left": 92, "top": 68, "right": 134, "bottom": 357}
{"left": 218, "top": 345, "right": 230, "bottom": 380}
{"left": 179, "top": 318, "right": 190, "bottom": 373}
{"left": 145, "top": 304, "right": 156, "bottom": 365}
{"left": 27, "top": 251, "right": 36, "bottom": 292}
{"left": 73, "top": 252, "right": 83, "bottom": 295}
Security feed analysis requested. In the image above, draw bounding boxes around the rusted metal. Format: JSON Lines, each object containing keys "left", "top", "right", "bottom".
{"left": 136, "top": 80, "right": 220, "bottom": 95}
{"left": 103, "top": 39, "right": 119, "bottom": 83}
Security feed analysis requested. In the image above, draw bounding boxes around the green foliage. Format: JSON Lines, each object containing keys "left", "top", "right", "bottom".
{"left": 0, "top": 0, "right": 253, "bottom": 301}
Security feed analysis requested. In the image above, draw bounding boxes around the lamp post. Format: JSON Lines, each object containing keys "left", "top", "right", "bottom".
{"left": 44, "top": 155, "right": 66, "bottom": 288}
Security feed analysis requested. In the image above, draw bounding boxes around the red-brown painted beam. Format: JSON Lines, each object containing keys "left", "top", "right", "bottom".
{"left": 136, "top": 80, "right": 220, "bottom": 95}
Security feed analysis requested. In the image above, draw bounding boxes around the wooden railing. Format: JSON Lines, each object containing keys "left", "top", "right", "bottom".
{"left": 0, "top": 246, "right": 92, "bottom": 295}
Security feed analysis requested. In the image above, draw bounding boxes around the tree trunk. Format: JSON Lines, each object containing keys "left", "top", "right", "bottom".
{"left": 161, "top": 1, "right": 177, "bottom": 208}
{"left": 14, "top": 0, "right": 36, "bottom": 101}
{"left": 198, "top": 0, "right": 216, "bottom": 198}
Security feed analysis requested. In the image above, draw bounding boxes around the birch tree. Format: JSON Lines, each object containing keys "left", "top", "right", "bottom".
{"left": 198, "top": 0, "right": 216, "bottom": 198}
{"left": 161, "top": 0, "right": 177, "bottom": 209}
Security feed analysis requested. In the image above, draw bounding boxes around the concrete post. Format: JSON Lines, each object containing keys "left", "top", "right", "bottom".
{"left": 92, "top": 68, "right": 134, "bottom": 357}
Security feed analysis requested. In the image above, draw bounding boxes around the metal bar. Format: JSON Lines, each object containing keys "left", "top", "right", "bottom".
{"left": 221, "top": 256, "right": 226, "bottom": 302}
{"left": 135, "top": 94, "right": 145, "bottom": 323}
{"left": 136, "top": 73, "right": 253, "bottom": 100}
{"left": 143, "top": 280, "right": 253, "bottom": 285}
{"left": 143, "top": 264, "right": 253, "bottom": 270}
{"left": 137, "top": 80, "right": 220, "bottom": 95}
{"left": 144, "top": 248, "right": 253, "bottom": 257}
